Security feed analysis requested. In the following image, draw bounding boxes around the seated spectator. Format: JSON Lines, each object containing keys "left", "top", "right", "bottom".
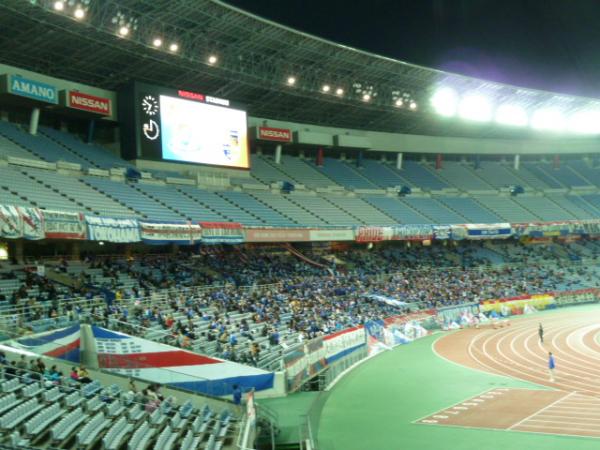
{"left": 77, "top": 365, "right": 92, "bottom": 383}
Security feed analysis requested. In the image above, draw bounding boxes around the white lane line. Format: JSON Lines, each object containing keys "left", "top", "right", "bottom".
{"left": 514, "top": 423, "right": 600, "bottom": 433}
{"left": 536, "top": 414, "right": 600, "bottom": 421}
{"left": 508, "top": 391, "right": 575, "bottom": 430}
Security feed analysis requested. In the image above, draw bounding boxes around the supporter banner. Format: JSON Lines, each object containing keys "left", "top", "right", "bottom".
{"left": 42, "top": 210, "right": 87, "bottom": 240}
{"left": 86, "top": 216, "right": 140, "bottom": 243}
{"left": 366, "top": 312, "right": 434, "bottom": 357}
{"left": 513, "top": 221, "right": 583, "bottom": 238}
{"left": 244, "top": 227, "right": 310, "bottom": 243}
{"left": 139, "top": 221, "right": 202, "bottom": 245}
{"left": 433, "top": 225, "right": 451, "bottom": 240}
{"left": 257, "top": 126, "right": 292, "bottom": 143}
{"left": 582, "top": 222, "right": 600, "bottom": 236}
{"left": 465, "top": 223, "right": 513, "bottom": 240}
{"left": 365, "top": 294, "right": 409, "bottom": 308}
{"left": 66, "top": 90, "right": 111, "bottom": 116}
{"left": 323, "top": 326, "right": 365, "bottom": 365}
{"left": 355, "top": 226, "right": 385, "bottom": 243}
{"left": 480, "top": 293, "right": 555, "bottom": 314}
{"left": 0, "top": 205, "right": 44, "bottom": 240}
{"left": 436, "top": 302, "right": 480, "bottom": 329}
{"left": 3, "top": 74, "right": 58, "bottom": 104}
{"left": 554, "top": 288, "right": 600, "bottom": 307}
{"left": 92, "top": 326, "right": 273, "bottom": 396}
{"left": 389, "top": 224, "right": 434, "bottom": 241}
{"left": 9, "top": 325, "right": 80, "bottom": 363}
{"left": 199, "top": 222, "right": 244, "bottom": 244}
{"left": 308, "top": 228, "right": 354, "bottom": 242}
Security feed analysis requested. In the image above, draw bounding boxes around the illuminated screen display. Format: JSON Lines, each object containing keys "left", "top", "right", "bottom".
{"left": 159, "top": 95, "right": 249, "bottom": 168}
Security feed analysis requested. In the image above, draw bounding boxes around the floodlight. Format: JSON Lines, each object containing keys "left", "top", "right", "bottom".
{"left": 568, "top": 110, "right": 600, "bottom": 134}
{"left": 531, "top": 108, "right": 565, "bottom": 131}
{"left": 152, "top": 38, "right": 163, "bottom": 48}
{"left": 53, "top": 0, "right": 64, "bottom": 10}
{"left": 208, "top": 55, "right": 218, "bottom": 64}
{"left": 458, "top": 94, "right": 492, "bottom": 122}
{"left": 287, "top": 76, "right": 296, "bottom": 86}
{"left": 322, "top": 85, "right": 330, "bottom": 93}
{"left": 495, "top": 104, "right": 528, "bottom": 127}
{"left": 431, "top": 87, "right": 458, "bottom": 117}
{"left": 395, "top": 99, "right": 403, "bottom": 107}
{"left": 118, "top": 26, "right": 129, "bottom": 36}
{"left": 362, "top": 93, "right": 371, "bottom": 102}
{"left": 409, "top": 101, "right": 417, "bottom": 110}
{"left": 169, "top": 43, "right": 179, "bottom": 52}
{"left": 74, "top": 7, "right": 85, "bottom": 19}
{"left": 336, "top": 88, "right": 344, "bottom": 96}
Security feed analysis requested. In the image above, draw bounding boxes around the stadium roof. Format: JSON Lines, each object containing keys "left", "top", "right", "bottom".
{"left": 1, "top": 0, "right": 600, "bottom": 138}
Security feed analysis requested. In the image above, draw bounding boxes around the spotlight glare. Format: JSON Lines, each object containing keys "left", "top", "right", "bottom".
{"left": 53, "top": 0, "right": 64, "bottom": 10}
{"left": 118, "top": 26, "right": 130, "bottom": 36}
{"left": 362, "top": 93, "right": 371, "bottom": 102}
{"left": 431, "top": 87, "right": 458, "bottom": 117}
{"left": 336, "top": 88, "right": 344, "bottom": 96}
{"left": 74, "top": 7, "right": 85, "bottom": 19}
{"left": 395, "top": 99, "right": 403, "bottom": 107}
{"left": 208, "top": 55, "right": 218, "bottom": 65}
{"left": 568, "top": 110, "right": 600, "bottom": 134}
{"left": 409, "top": 101, "right": 417, "bottom": 110}
{"left": 531, "top": 108, "right": 565, "bottom": 132}
{"left": 287, "top": 76, "right": 296, "bottom": 85}
{"left": 458, "top": 94, "right": 492, "bottom": 122}
{"left": 495, "top": 104, "right": 528, "bottom": 127}
{"left": 152, "top": 38, "right": 163, "bottom": 48}
{"left": 322, "top": 84, "right": 330, "bottom": 93}
{"left": 169, "top": 43, "right": 179, "bottom": 52}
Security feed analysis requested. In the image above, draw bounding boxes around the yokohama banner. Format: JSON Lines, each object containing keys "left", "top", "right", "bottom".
{"left": 139, "top": 221, "right": 202, "bottom": 245}
{"left": 86, "top": 216, "right": 140, "bottom": 243}
{"left": 0, "top": 204, "right": 44, "bottom": 240}
{"left": 42, "top": 210, "right": 87, "bottom": 240}
{"left": 199, "top": 222, "right": 244, "bottom": 244}
{"left": 92, "top": 326, "right": 273, "bottom": 396}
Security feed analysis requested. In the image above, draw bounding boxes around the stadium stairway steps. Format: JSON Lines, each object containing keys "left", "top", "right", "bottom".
{"left": 254, "top": 155, "right": 300, "bottom": 185}
{"left": 417, "top": 163, "right": 459, "bottom": 190}
{"left": 131, "top": 184, "right": 190, "bottom": 221}
{"left": 566, "top": 195, "right": 600, "bottom": 217}
{"left": 505, "top": 166, "right": 551, "bottom": 191}
{"left": 20, "top": 169, "right": 94, "bottom": 214}
{"left": 469, "top": 166, "right": 499, "bottom": 190}
{"left": 247, "top": 192, "right": 303, "bottom": 225}
{"left": 565, "top": 165, "right": 596, "bottom": 187}
{"left": 39, "top": 128, "right": 101, "bottom": 169}
{"left": 174, "top": 187, "right": 228, "bottom": 221}
{"left": 430, "top": 198, "right": 472, "bottom": 223}
{"left": 214, "top": 191, "right": 267, "bottom": 225}
{"left": 361, "top": 196, "right": 411, "bottom": 222}
{"left": 80, "top": 179, "right": 144, "bottom": 217}
{"left": 341, "top": 160, "right": 389, "bottom": 189}
{"left": 320, "top": 196, "right": 370, "bottom": 225}
{"left": 546, "top": 195, "right": 591, "bottom": 220}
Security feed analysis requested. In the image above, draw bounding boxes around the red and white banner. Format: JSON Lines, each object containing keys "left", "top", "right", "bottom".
{"left": 244, "top": 228, "right": 310, "bottom": 242}
{"left": 42, "top": 210, "right": 87, "bottom": 240}
{"left": 257, "top": 127, "right": 292, "bottom": 143}
{"left": 67, "top": 91, "right": 111, "bottom": 116}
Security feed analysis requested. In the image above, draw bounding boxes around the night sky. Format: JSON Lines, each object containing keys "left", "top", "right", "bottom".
{"left": 226, "top": 0, "right": 600, "bottom": 98}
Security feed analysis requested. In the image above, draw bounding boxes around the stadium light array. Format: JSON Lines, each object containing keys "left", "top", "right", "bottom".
{"left": 531, "top": 108, "right": 565, "bottom": 132}
{"left": 322, "top": 84, "right": 330, "bottom": 93}
{"left": 459, "top": 94, "right": 492, "bottom": 122}
{"left": 495, "top": 104, "right": 528, "bottom": 127}
{"left": 431, "top": 87, "right": 458, "bottom": 117}
{"left": 208, "top": 55, "right": 218, "bottom": 65}
{"left": 152, "top": 38, "right": 162, "bottom": 48}
{"left": 409, "top": 101, "right": 417, "bottom": 110}
{"left": 336, "top": 88, "right": 344, "bottom": 96}
{"left": 169, "top": 43, "right": 179, "bottom": 52}
{"left": 568, "top": 110, "right": 600, "bottom": 134}
{"left": 287, "top": 76, "right": 296, "bottom": 86}
{"left": 53, "top": 1, "right": 64, "bottom": 11}
{"left": 395, "top": 99, "right": 403, "bottom": 107}
{"left": 73, "top": 6, "right": 85, "bottom": 19}
{"left": 362, "top": 93, "right": 371, "bottom": 102}
{"left": 118, "top": 26, "right": 130, "bottom": 37}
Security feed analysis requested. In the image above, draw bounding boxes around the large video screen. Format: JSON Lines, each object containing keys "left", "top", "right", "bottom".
{"left": 129, "top": 83, "right": 249, "bottom": 169}
{"left": 159, "top": 95, "right": 249, "bottom": 168}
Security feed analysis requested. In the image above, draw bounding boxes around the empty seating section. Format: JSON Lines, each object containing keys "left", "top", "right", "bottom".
{"left": 250, "top": 155, "right": 291, "bottom": 184}
{"left": 434, "top": 162, "right": 493, "bottom": 190}
{"left": 514, "top": 196, "right": 574, "bottom": 221}
{"left": 521, "top": 163, "right": 563, "bottom": 189}
{"left": 537, "top": 164, "right": 591, "bottom": 187}
{"left": 316, "top": 158, "right": 378, "bottom": 190}
{"left": 567, "top": 195, "right": 600, "bottom": 217}
{"left": 399, "top": 161, "right": 448, "bottom": 190}
{"left": 250, "top": 192, "right": 327, "bottom": 226}
{"left": 288, "top": 194, "right": 359, "bottom": 225}
{"left": 277, "top": 155, "right": 335, "bottom": 188}
{"left": 404, "top": 198, "right": 467, "bottom": 223}
{"left": 178, "top": 186, "right": 262, "bottom": 225}
{"left": 0, "top": 121, "right": 90, "bottom": 166}
{"left": 580, "top": 194, "right": 600, "bottom": 213}
{"left": 474, "top": 196, "right": 540, "bottom": 222}
{"left": 438, "top": 197, "right": 501, "bottom": 223}
{"left": 135, "top": 183, "right": 224, "bottom": 222}
{"left": 504, "top": 165, "right": 550, "bottom": 190}
{"left": 83, "top": 177, "right": 184, "bottom": 221}
{"left": 363, "top": 196, "right": 431, "bottom": 224}
{"left": 0, "top": 166, "right": 80, "bottom": 211}
{"left": 39, "top": 126, "right": 132, "bottom": 169}
{"left": 22, "top": 167, "right": 134, "bottom": 217}
{"left": 476, "top": 162, "right": 526, "bottom": 189}
{"left": 329, "top": 196, "right": 396, "bottom": 225}
{"left": 219, "top": 191, "right": 294, "bottom": 226}
{"left": 0, "top": 133, "right": 40, "bottom": 160}
{"left": 356, "top": 160, "right": 407, "bottom": 188}
{"left": 547, "top": 195, "right": 595, "bottom": 220}
{"left": 567, "top": 160, "right": 600, "bottom": 187}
